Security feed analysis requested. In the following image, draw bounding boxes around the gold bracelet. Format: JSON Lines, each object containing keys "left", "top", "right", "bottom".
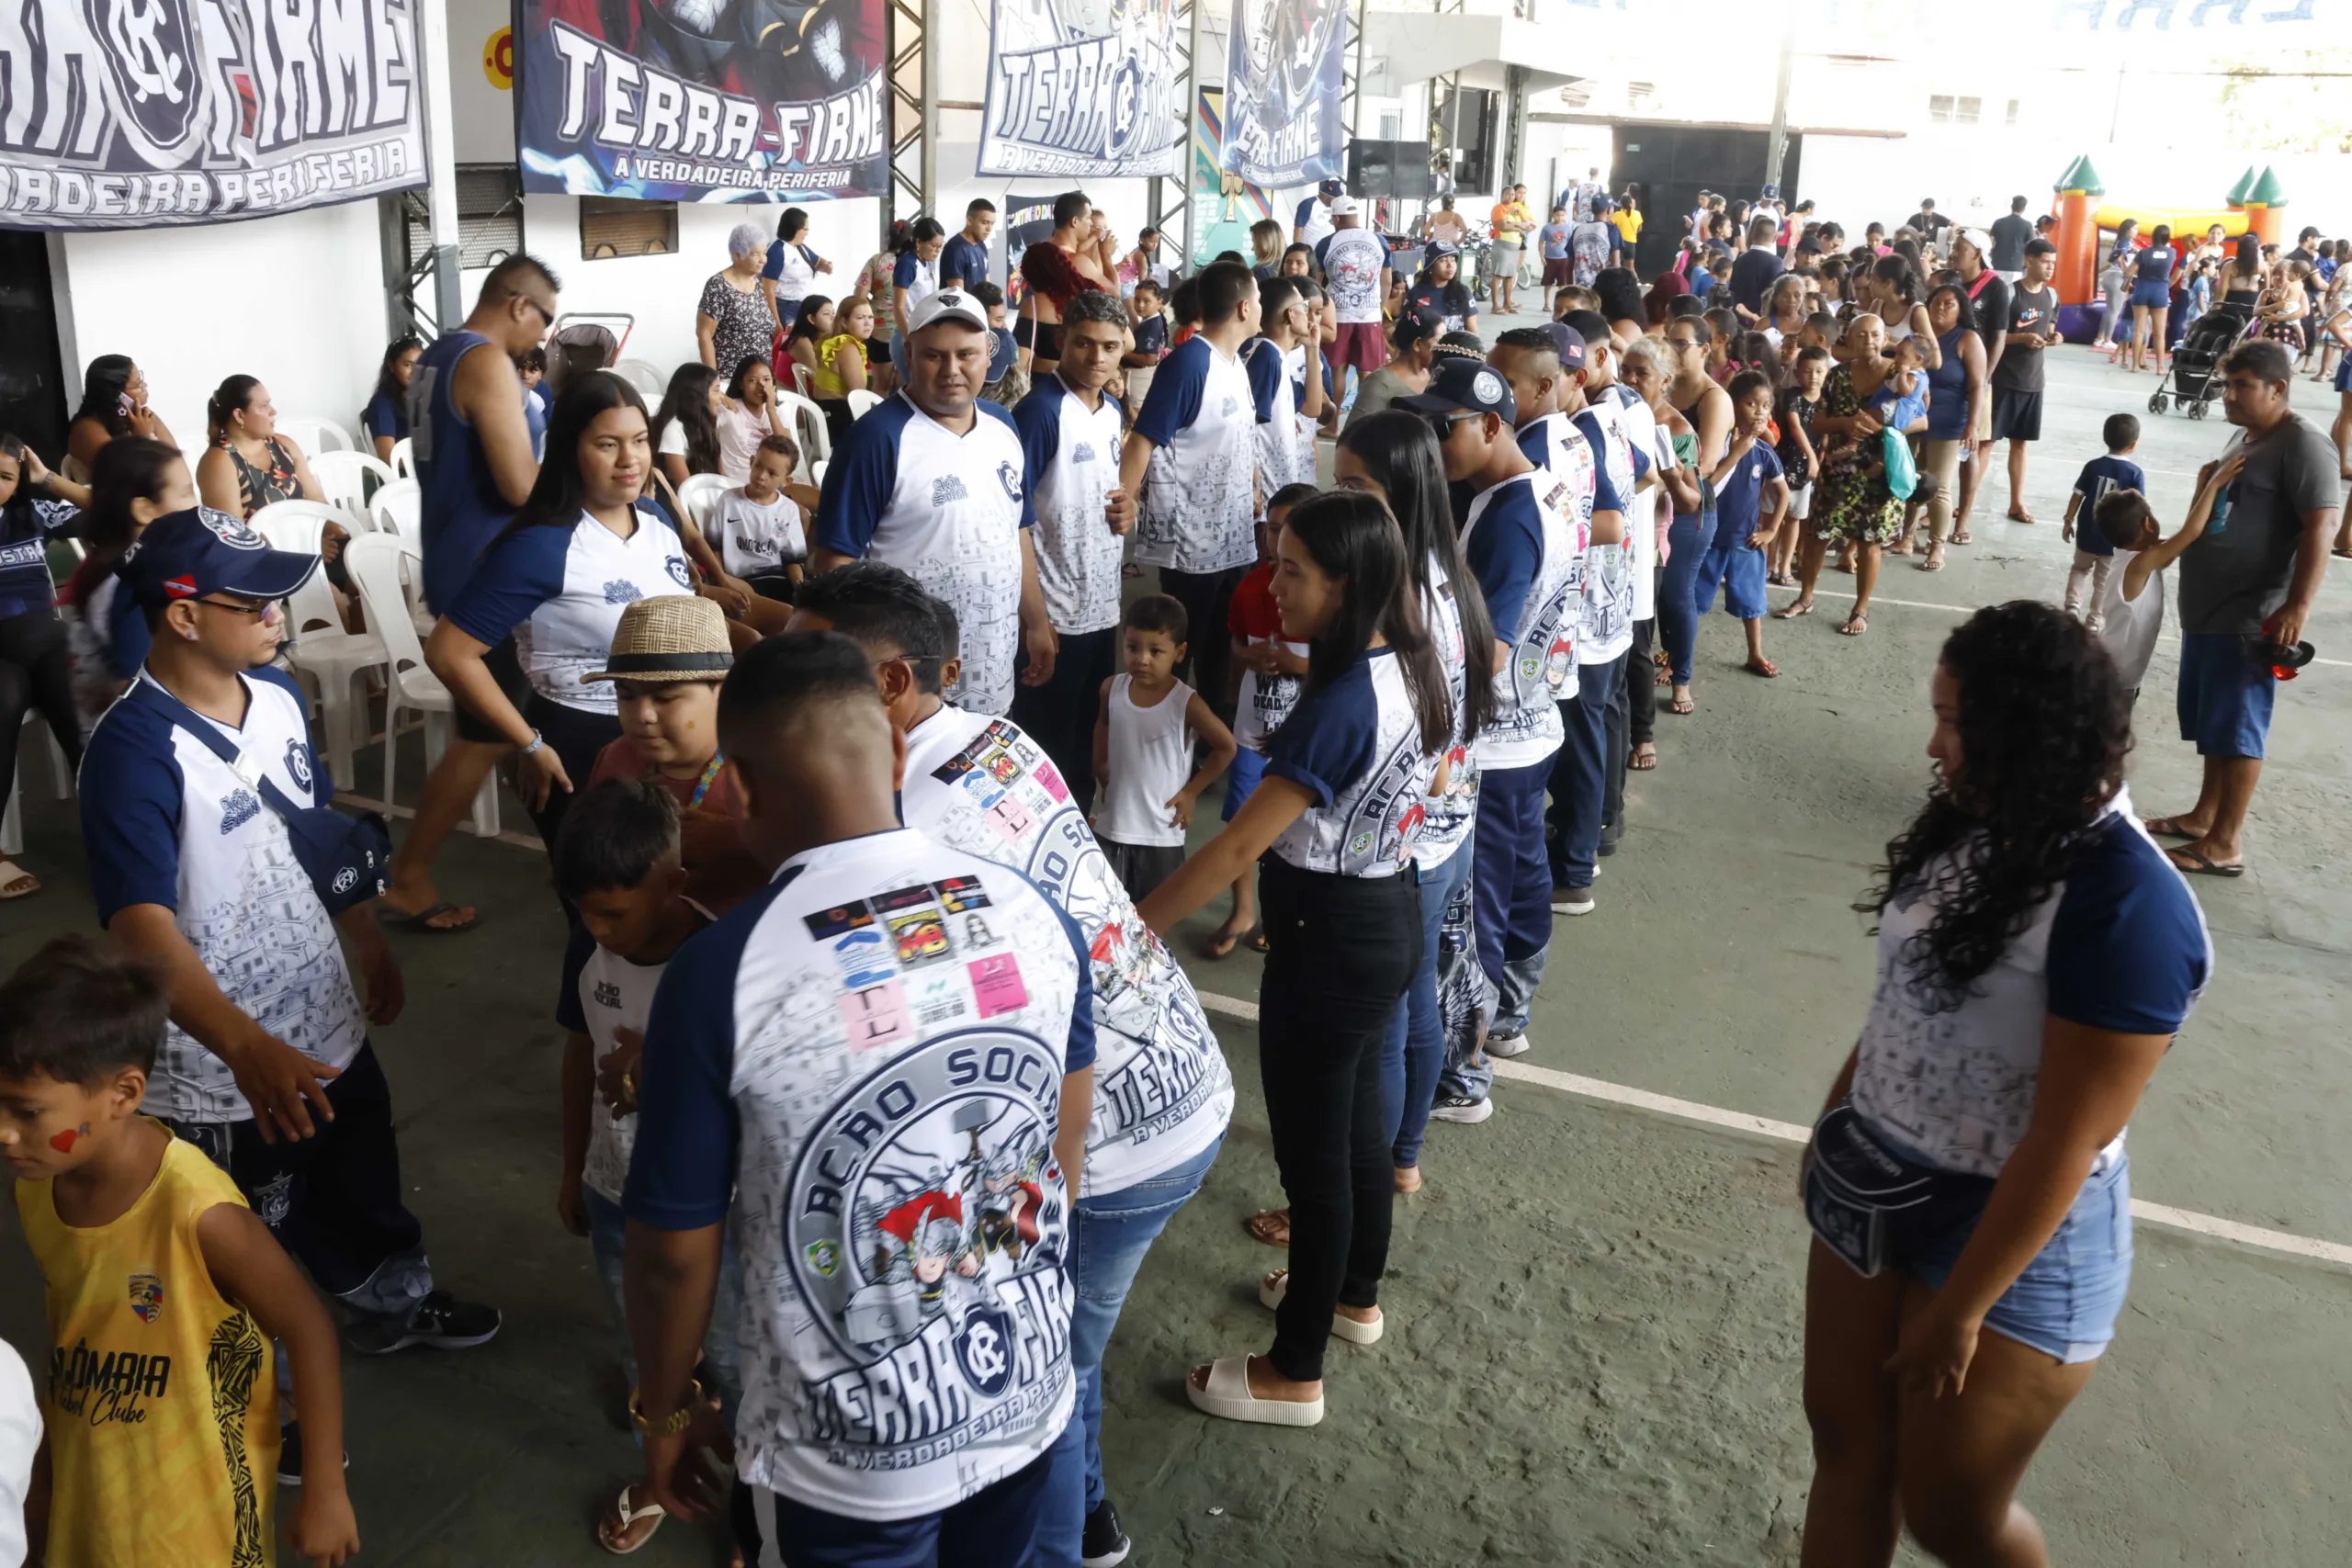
{"left": 628, "top": 1378, "right": 705, "bottom": 1436}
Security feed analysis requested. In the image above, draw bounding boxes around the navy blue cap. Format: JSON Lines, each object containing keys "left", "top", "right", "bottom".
{"left": 1424, "top": 238, "right": 1460, "bottom": 259}
{"left": 120, "top": 506, "right": 321, "bottom": 611}
{"left": 1319, "top": 177, "right": 1344, "bottom": 197}
{"left": 1541, "top": 322, "right": 1589, "bottom": 371}
{"left": 1399, "top": 358, "right": 1517, "bottom": 425}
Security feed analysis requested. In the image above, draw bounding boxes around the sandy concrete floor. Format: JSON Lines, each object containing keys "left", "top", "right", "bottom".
{"left": 2, "top": 333, "right": 2347, "bottom": 1565}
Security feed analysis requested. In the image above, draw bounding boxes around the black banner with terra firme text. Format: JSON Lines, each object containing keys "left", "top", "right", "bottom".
{"left": 0, "top": 0, "right": 427, "bottom": 230}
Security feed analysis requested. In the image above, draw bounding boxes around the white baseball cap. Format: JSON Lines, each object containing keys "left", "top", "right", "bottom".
{"left": 908, "top": 289, "right": 989, "bottom": 334}
{"left": 1329, "top": 196, "right": 1360, "bottom": 218}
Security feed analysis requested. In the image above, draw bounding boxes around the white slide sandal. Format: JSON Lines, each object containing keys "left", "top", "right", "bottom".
{"left": 1258, "top": 1271, "right": 1383, "bottom": 1346}
{"left": 1184, "top": 1354, "right": 1324, "bottom": 1427}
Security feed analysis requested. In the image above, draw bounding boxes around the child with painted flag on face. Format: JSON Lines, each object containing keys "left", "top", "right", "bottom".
{"left": 1092, "top": 594, "right": 1238, "bottom": 902}
{"left": 3, "top": 937, "right": 359, "bottom": 1568}
{"left": 1694, "top": 369, "right": 1792, "bottom": 679}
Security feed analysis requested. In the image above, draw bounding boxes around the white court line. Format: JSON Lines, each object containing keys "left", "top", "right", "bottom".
{"left": 1765, "top": 584, "right": 2352, "bottom": 668}
{"left": 1191, "top": 989, "right": 2352, "bottom": 1271}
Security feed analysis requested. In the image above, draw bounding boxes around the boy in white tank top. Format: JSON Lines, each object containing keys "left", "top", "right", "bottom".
{"left": 1092, "top": 594, "right": 1237, "bottom": 899}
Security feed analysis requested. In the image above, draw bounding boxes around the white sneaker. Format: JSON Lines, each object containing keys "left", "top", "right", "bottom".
{"left": 1552, "top": 886, "right": 1597, "bottom": 916}
{"left": 1429, "top": 1094, "right": 1495, "bottom": 1123}
{"left": 1485, "top": 1032, "right": 1531, "bottom": 1058}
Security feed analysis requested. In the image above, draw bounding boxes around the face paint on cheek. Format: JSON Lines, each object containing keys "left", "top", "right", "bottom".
{"left": 50, "top": 1122, "right": 90, "bottom": 1153}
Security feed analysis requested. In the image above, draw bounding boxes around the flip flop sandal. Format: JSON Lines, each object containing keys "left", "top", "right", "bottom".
{"left": 2167, "top": 847, "right": 2246, "bottom": 878}
{"left": 1186, "top": 1354, "right": 1323, "bottom": 1427}
{"left": 1771, "top": 601, "right": 1815, "bottom": 620}
{"left": 2143, "top": 817, "right": 2199, "bottom": 840}
{"left": 597, "top": 1484, "right": 666, "bottom": 1555}
{"left": 1918, "top": 555, "right": 1945, "bottom": 571}
{"left": 1950, "top": 531, "right": 1973, "bottom": 545}
{"left": 1838, "top": 615, "right": 1869, "bottom": 637}
{"left": 1259, "top": 1271, "right": 1382, "bottom": 1344}
{"left": 0, "top": 861, "right": 39, "bottom": 900}
{"left": 376, "top": 900, "right": 479, "bottom": 934}
{"left": 1669, "top": 693, "right": 1696, "bottom": 715}
{"left": 1628, "top": 747, "right": 1658, "bottom": 772}
{"left": 1244, "top": 1209, "right": 1291, "bottom": 1247}
{"left": 1249, "top": 928, "right": 1269, "bottom": 953}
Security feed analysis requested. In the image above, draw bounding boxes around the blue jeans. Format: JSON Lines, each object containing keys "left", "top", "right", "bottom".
{"left": 583, "top": 1187, "right": 745, "bottom": 1430}
{"left": 1658, "top": 513, "right": 1705, "bottom": 685}
{"left": 1383, "top": 838, "right": 1476, "bottom": 1167}
{"left": 1032, "top": 1136, "right": 1223, "bottom": 1564}
{"left": 1469, "top": 760, "right": 1552, "bottom": 1038}
{"left": 734, "top": 1447, "right": 1054, "bottom": 1567}
{"left": 1545, "top": 662, "right": 1616, "bottom": 890}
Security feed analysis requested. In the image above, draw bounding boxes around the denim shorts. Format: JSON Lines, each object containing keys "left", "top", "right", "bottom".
{"left": 2177, "top": 631, "right": 2277, "bottom": 760}
{"left": 1905, "top": 1156, "right": 2133, "bottom": 1364}
{"left": 1223, "top": 744, "right": 1268, "bottom": 819}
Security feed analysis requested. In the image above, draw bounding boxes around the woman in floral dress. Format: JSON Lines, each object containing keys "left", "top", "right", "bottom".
{"left": 1778, "top": 314, "right": 1901, "bottom": 637}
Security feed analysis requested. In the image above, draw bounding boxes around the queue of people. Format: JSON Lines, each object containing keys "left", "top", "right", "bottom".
{"left": 0, "top": 172, "right": 2339, "bottom": 1568}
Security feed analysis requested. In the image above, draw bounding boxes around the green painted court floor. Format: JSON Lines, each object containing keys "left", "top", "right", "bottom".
{"left": 4, "top": 339, "right": 2348, "bottom": 1564}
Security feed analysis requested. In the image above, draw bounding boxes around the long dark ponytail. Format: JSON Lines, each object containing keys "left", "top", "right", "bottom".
{"left": 74, "top": 355, "right": 137, "bottom": 434}
{"left": 1338, "top": 412, "right": 1497, "bottom": 738}
{"left": 650, "top": 363, "right": 720, "bottom": 476}
{"left": 1279, "top": 491, "right": 1452, "bottom": 757}
{"left": 73, "top": 435, "right": 183, "bottom": 592}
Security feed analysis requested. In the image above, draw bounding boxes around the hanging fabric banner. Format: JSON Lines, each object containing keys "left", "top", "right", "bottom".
{"left": 977, "top": 0, "right": 1181, "bottom": 179}
{"left": 0, "top": 0, "right": 426, "bottom": 231}
{"left": 1219, "top": 0, "right": 1347, "bottom": 190}
{"left": 514, "top": 0, "right": 889, "bottom": 201}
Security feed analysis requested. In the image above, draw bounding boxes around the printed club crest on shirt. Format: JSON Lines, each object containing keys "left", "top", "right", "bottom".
{"left": 127, "top": 1272, "right": 164, "bottom": 1324}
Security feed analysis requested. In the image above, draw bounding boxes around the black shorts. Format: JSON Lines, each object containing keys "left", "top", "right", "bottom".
{"left": 1989, "top": 387, "right": 2043, "bottom": 443}
{"left": 453, "top": 635, "right": 531, "bottom": 744}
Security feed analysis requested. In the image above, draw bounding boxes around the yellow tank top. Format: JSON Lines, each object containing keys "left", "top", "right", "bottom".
{"left": 812, "top": 333, "right": 869, "bottom": 399}
{"left": 17, "top": 1128, "right": 279, "bottom": 1568}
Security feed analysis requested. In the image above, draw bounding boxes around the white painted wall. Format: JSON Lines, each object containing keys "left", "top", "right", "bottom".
{"left": 58, "top": 199, "right": 395, "bottom": 452}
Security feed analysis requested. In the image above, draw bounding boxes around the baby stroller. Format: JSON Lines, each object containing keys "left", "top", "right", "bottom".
{"left": 2149, "top": 301, "right": 2254, "bottom": 420}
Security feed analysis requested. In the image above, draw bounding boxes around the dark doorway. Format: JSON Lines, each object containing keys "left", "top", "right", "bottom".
{"left": 0, "top": 232, "right": 68, "bottom": 461}
{"left": 1611, "top": 127, "right": 1804, "bottom": 281}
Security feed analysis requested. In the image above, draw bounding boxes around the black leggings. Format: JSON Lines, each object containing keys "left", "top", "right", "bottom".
{"left": 0, "top": 609, "right": 83, "bottom": 832}
{"left": 1257, "top": 856, "right": 1421, "bottom": 1384}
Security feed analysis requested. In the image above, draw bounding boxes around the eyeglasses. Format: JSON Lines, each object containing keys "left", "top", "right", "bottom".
{"left": 198, "top": 596, "right": 283, "bottom": 623}
{"left": 1422, "top": 412, "right": 1478, "bottom": 438}
{"left": 521, "top": 296, "right": 556, "bottom": 329}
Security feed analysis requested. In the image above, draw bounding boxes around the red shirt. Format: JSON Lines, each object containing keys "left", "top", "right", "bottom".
{"left": 1227, "top": 561, "right": 1282, "bottom": 641}
{"left": 589, "top": 737, "right": 766, "bottom": 913}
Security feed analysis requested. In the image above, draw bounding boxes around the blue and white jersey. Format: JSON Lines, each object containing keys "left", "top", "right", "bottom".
{"left": 624, "top": 828, "right": 1093, "bottom": 1521}
{"left": 1294, "top": 196, "right": 1333, "bottom": 251}
{"left": 1131, "top": 335, "right": 1260, "bottom": 578}
{"left": 900, "top": 705, "right": 1233, "bottom": 1196}
{"left": 447, "top": 508, "right": 694, "bottom": 716}
{"left": 1571, "top": 400, "right": 1644, "bottom": 664}
{"left": 78, "top": 667, "right": 365, "bottom": 1122}
{"left": 1516, "top": 412, "right": 1598, "bottom": 539}
{"left": 1463, "top": 472, "right": 1581, "bottom": 771}
{"left": 2070, "top": 455, "right": 2146, "bottom": 560}
{"left": 893, "top": 250, "right": 939, "bottom": 316}
{"left": 1850, "top": 788, "right": 2211, "bottom": 1179}
{"left": 1319, "top": 227, "right": 1392, "bottom": 325}
{"left": 1245, "top": 338, "right": 1314, "bottom": 501}
{"left": 1615, "top": 387, "right": 1663, "bottom": 624}
{"left": 1265, "top": 649, "right": 1440, "bottom": 878}
{"left": 1412, "top": 555, "right": 1477, "bottom": 873}
{"left": 0, "top": 497, "right": 80, "bottom": 620}
{"left": 1012, "top": 376, "right": 1126, "bottom": 637}
{"left": 816, "top": 393, "right": 1035, "bottom": 716}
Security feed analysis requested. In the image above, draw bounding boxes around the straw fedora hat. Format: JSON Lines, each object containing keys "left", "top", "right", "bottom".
{"left": 584, "top": 594, "right": 736, "bottom": 683}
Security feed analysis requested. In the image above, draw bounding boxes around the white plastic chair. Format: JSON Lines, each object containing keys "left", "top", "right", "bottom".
{"left": 389, "top": 436, "right": 415, "bottom": 479}
{"left": 0, "top": 715, "right": 73, "bottom": 860}
{"left": 773, "top": 390, "right": 831, "bottom": 479}
{"left": 309, "top": 450, "right": 396, "bottom": 514}
{"left": 615, "top": 359, "right": 669, "bottom": 399}
{"left": 277, "top": 416, "right": 354, "bottom": 455}
{"left": 368, "top": 479, "right": 420, "bottom": 538}
{"left": 250, "top": 500, "right": 385, "bottom": 789}
{"left": 845, "top": 389, "right": 882, "bottom": 421}
{"left": 812, "top": 457, "right": 828, "bottom": 486}
{"left": 676, "top": 473, "right": 730, "bottom": 530}
{"left": 342, "top": 534, "right": 498, "bottom": 837}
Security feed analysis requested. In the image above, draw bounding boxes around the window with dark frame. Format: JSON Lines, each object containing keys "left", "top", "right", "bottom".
{"left": 454, "top": 165, "right": 522, "bottom": 268}
{"left": 581, "top": 198, "right": 679, "bottom": 260}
